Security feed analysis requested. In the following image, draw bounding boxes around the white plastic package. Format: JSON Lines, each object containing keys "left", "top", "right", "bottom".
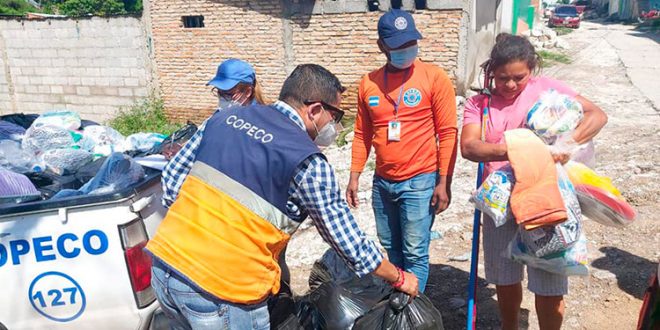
{"left": 81, "top": 125, "right": 126, "bottom": 157}
{"left": 470, "top": 165, "right": 515, "bottom": 227}
{"left": 505, "top": 231, "right": 589, "bottom": 276}
{"left": 22, "top": 125, "right": 76, "bottom": 156}
{"left": 31, "top": 110, "right": 82, "bottom": 130}
{"left": 123, "top": 133, "right": 167, "bottom": 153}
{"left": 526, "top": 90, "right": 583, "bottom": 144}
{"left": 41, "top": 148, "right": 93, "bottom": 175}
{"left": 0, "top": 140, "right": 41, "bottom": 173}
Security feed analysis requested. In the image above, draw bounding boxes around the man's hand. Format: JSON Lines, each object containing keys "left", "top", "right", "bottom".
{"left": 346, "top": 172, "right": 361, "bottom": 208}
{"left": 431, "top": 176, "right": 451, "bottom": 214}
{"left": 396, "top": 271, "right": 419, "bottom": 297}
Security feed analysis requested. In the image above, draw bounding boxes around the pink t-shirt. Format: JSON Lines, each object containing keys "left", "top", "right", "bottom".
{"left": 463, "top": 76, "right": 577, "bottom": 176}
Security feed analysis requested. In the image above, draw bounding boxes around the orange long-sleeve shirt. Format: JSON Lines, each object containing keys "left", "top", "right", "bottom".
{"left": 351, "top": 60, "right": 458, "bottom": 181}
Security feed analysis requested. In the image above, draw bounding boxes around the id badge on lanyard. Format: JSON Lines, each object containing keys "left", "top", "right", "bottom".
{"left": 385, "top": 69, "right": 410, "bottom": 142}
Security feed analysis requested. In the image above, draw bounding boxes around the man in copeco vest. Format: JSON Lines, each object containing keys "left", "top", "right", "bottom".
{"left": 346, "top": 9, "right": 459, "bottom": 292}
{"left": 146, "top": 64, "right": 419, "bottom": 329}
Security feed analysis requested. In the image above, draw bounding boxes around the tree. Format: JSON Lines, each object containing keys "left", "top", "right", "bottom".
{"left": 58, "top": 0, "right": 126, "bottom": 16}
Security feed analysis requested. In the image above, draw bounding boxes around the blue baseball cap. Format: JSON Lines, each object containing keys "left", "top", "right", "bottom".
{"left": 206, "top": 58, "right": 256, "bottom": 90}
{"left": 377, "top": 9, "right": 423, "bottom": 49}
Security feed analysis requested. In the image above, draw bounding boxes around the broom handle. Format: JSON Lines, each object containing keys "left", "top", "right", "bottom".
{"left": 466, "top": 94, "right": 490, "bottom": 330}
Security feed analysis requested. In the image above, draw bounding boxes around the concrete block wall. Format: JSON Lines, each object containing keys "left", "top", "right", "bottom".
{"left": 147, "top": 1, "right": 465, "bottom": 122}
{"left": 0, "top": 16, "right": 153, "bottom": 122}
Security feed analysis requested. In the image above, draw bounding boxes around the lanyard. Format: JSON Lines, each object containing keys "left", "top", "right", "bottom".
{"left": 383, "top": 68, "right": 410, "bottom": 120}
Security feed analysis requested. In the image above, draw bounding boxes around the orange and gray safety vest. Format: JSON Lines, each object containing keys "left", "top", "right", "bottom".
{"left": 146, "top": 104, "right": 321, "bottom": 304}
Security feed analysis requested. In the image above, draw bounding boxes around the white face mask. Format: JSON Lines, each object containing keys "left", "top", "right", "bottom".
{"left": 389, "top": 44, "right": 419, "bottom": 69}
{"left": 312, "top": 118, "right": 342, "bottom": 147}
{"left": 218, "top": 97, "right": 241, "bottom": 110}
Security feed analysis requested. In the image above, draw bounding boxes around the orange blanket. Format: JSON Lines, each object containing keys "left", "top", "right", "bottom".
{"left": 505, "top": 129, "right": 567, "bottom": 230}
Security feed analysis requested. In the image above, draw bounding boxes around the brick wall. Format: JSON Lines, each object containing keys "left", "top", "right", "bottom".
{"left": 290, "top": 10, "right": 462, "bottom": 112}
{"left": 147, "top": 1, "right": 463, "bottom": 122}
{"left": 0, "top": 16, "right": 152, "bottom": 122}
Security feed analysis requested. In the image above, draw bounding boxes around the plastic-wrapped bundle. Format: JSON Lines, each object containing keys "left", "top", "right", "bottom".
{"left": 0, "top": 140, "right": 41, "bottom": 174}
{"left": 519, "top": 165, "right": 582, "bottom": 257}
{"left": 470, "top": 165, "right": 515, "bottom": 227}
{"left": 31, "top": 110, "right": 81, "bottom": 130}
{"left": 0, "top": 121, "right": 26, "bottom": 141}
{"left": 526, "top": 90, "right": 583, "bottom": 144}
{"left": 564, "top": 161, "right": 636, "bottom": 227}
{"left": 298, "top": 281, "right": 382, "bottom": 330}
{"left": 352, "top": 292, "right": 444, "bottom": 330}
{"left": 123, "top": 133, "right": 167, "bottom": 153}
{"left": 52, "top": 153, "right": 145, "bottom": 199}
{"left": 22, "top": 125, "right": 75, "bottom": 155}
{"left": 81, "top": 125, "right": 126, "bottom": 157}
{"left": 41, "top": 148, "right": 93, "bottom": 175}
{"left": 0, "top": 168, "right": 41, "bottom": 204}
{"left": 506, "top": 231, "right": 589, "bottom": 276}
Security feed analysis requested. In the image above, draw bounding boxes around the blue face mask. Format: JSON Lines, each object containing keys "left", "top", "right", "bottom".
{"left": 389, "top": 44, "right": 419, "bottom": 69}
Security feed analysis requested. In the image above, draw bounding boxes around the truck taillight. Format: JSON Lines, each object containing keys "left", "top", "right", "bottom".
{"left": 119, "top": 219, "right": 156, "bottom": 309}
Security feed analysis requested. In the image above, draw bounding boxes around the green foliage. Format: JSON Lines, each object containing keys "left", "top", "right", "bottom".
{"left": 108, "top": 98, "right": 183, "bottom": 136}
{"left": 553, "top": 26, "right": 574, "bottom": 36}
{"left": 336, "top": 116, "right": 355, "bottom": 147}
{"left": 0, "top": 0, "right": 38, "bottom": 15}
{"left": 58, "top": 0, "right": 125, "bottom": 16}
{"left": 0, "top": 0, "right": 141, "bottom": 17}
{"left": 539, "top": 50, "right": 571, "bottom": 67}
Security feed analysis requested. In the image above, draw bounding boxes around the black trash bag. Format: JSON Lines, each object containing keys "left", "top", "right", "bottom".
{"left": 0, "top": 113, "right": 39, "bottom": 129}
{"left": 290, "top": 249, "right": 393, "bottom": 330}
{"left": 27, "top": 171, "right": 84, "bottom": 199}
{"left": 352, "top": 292, "right": 444, "bottom": 330}
{"left": 74, "top": 156, "right": 108, "bottom": 185}
{"left": 309, "top": 249, "right": 392, "bottom": 299}
{"left": 299, "top": 281, "right": 382, "bottom": 330}
{"left": 269, "top": 289, "right": 303, "bottom": 330}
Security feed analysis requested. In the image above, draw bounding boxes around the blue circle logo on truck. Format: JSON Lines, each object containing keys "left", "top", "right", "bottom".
{"left": 28, "top": 271, "right": 86, "bottom": 322}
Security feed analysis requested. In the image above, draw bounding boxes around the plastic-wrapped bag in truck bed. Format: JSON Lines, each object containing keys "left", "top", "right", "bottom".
{"left": 353, "top": 292, "right": 444, "bottom": 330}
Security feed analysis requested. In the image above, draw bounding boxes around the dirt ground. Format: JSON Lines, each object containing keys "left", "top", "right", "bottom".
{"left": 286, "top": 20, "right": 659, "bottom": 330}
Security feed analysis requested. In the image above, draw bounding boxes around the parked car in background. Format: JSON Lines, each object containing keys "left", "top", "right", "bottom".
{"left": 573, "top": 0, "right": 591, "bottom": 14}
{"left": 544, "top": 3, "right": 558, "bottom": 18}
{"left": 549, "top": 5, "right": 581, "bottom": 28}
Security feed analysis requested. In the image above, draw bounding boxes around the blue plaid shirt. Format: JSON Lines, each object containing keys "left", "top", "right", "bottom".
{"left": 161, "top": 101, "right": 383, "bottom": 276}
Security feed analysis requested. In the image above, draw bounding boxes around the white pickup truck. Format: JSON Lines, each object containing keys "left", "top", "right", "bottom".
{"left": 0, "top": 169, "right": 168, "bottom": 329}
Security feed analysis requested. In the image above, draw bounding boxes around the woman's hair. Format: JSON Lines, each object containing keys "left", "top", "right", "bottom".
{"left": 486, "top": 33, "right": 542, "bottom": 76}
{"left": 252, "top": 79, "right": 270, "bottom": 105}
{"left": 231, "top": 80, "right": 270, "bottom": 105}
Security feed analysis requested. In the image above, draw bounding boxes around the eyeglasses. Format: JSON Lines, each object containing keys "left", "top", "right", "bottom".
{"left": 211, "top": 87, "right": 234, "bottom": 100}
{"left": 303, "top": 100, "right": 345, "bottom": 123}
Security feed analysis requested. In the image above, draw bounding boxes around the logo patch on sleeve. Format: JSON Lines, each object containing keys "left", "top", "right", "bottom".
{"left": 368, "top": 96, "right": 380, "bottom": 107}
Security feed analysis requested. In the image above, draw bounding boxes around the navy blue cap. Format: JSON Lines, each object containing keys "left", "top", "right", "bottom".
{"left": 377, "top": 9, "right": 423, "bottom": 49}
{"left": 206, "top": 58, "right": 256, "bottom": 90}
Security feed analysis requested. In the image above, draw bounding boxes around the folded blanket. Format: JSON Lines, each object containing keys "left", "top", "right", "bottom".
{"left": 505, "top": 129, "right": 567, "bottom": 229}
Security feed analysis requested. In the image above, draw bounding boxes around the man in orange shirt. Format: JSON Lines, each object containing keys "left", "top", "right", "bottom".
{"left": 346, "top": 9, "right": 458, "bottom": 292}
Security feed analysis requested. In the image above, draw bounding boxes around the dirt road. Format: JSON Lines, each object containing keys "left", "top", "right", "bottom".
{"left": 287, "top": 20, "right": 659, "bottom": 330}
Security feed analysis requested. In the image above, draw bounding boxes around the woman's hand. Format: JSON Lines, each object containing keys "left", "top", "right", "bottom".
{"left": 572, "top": 95, "right": 608, "bottom": 144}
{"left": 460, "top": 124, "right": 509, "bottom": 163}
